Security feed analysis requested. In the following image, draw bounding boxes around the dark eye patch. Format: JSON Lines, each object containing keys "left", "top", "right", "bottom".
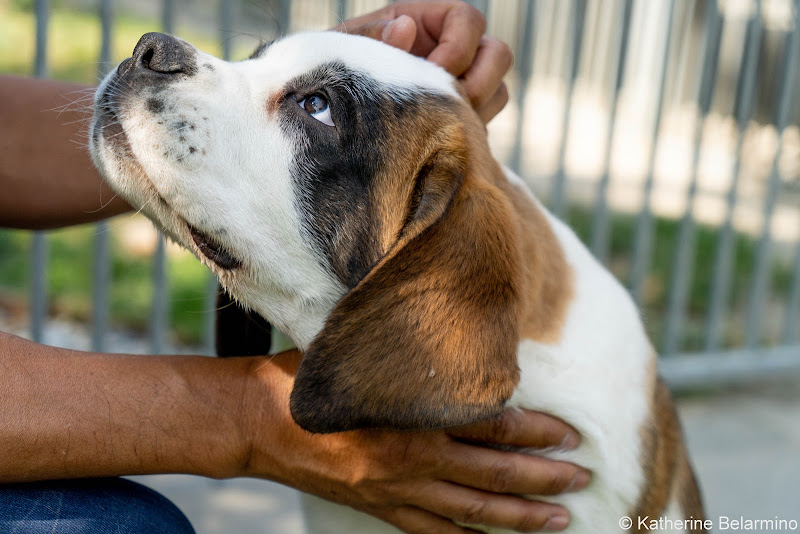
{"left": 280, "top": 62, "right": 451, "bottom": 288}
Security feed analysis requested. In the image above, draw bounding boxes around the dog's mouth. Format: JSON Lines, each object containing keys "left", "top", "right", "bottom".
{"left": 189, "top": 226, "right": 242, "bottom": 270}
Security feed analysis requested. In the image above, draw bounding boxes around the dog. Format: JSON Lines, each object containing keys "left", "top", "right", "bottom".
{"left": 89, "top": 30, "right": 704, "bottom": 533}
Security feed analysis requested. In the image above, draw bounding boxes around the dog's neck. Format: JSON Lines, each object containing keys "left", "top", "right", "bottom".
{"left": 234, "top": 279, "right": 344, "bottom": 351}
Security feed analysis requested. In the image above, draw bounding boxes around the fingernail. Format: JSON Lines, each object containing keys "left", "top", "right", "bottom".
{"left": 542, "top": 514, "right": 569, "bottom": 532}
{"left": 381, "top": 19, "right": 397, "bottom": 42}
{"left": 566, "top": 470, "right": 591, "bottom": 492}
{"left": 560, "top": 432, "right": 580, "bottom": 450}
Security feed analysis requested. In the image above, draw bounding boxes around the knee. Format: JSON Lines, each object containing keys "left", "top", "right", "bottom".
{"left": 0, "top": 478, "right": 195, "bottom": 534}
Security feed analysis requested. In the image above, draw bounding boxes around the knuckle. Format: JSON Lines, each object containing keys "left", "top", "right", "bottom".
{"left": 457, "top": 1, "right": 487, "bottom": 33}
{"left": 541, "top": 469, "right": 573, "bottom": 495}
{"left": 497, "top": 40, "right": 514, "bottom": 70}
{"left": 459, "top": 497, "right": 489, "bottom": 525}
{"left": 489, "top": 459, "right": 518, "bottom": 493}
{"left": 489, "top": 411, "right": 521, "bottom": 444}
{"left": 497, "top": 84, "right": 510, "bottom": 106}
{"left": 388, "top": 433, "right": 442, "bottom": 475}
{"left": 483, "top": 36, "right": 513, "bottom": 62}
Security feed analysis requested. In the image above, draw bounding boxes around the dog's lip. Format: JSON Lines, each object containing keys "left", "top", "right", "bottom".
{"left": 189, "top": 225, "right": 242, "bottom": 270}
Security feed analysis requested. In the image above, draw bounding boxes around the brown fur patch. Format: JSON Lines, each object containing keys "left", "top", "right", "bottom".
{"left": 462, "top": 115, "right": 573, "bottom": 344}
{"left": 633, "top": 364, "right": 705, "bottom": 532}
{"left": 503, "top": 182, "right": 573, "bottom": 344}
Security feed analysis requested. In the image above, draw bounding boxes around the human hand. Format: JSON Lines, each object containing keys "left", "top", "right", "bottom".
{"left": 242, "top": 351, "right": 590, "bottom": 533}
{"left": 333, "top": 0, "right": 513, "bottom": 124}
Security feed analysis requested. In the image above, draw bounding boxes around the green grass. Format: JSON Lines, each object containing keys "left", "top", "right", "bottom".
{"left": 567, "top": 208, "right": 793, "bottom": 352}
{"left": 0, "top": 224, "right": 211, "bottom": 344}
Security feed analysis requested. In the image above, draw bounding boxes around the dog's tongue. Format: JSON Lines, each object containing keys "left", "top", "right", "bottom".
{"left": 189, "top": 226, "right": 242, "bottom": 270}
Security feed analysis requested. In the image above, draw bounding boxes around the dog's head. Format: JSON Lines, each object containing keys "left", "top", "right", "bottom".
{"left": 91, "top": 31, "right": 523, "bottom": 432}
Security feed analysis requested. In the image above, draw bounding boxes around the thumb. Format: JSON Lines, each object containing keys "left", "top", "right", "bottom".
{"left": 340, "top": 15, "right": 417, "bottom": 53}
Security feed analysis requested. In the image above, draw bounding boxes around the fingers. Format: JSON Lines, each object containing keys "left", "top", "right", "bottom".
{"left": 381, "top": 505, "right": 485, "bottom": 534}
{"left": 408, "top": 481, "right": 570, "bottom": 533}
{"left": 338, "top": 15, "right": 418, "bottom": 53}
{"left": 381, "top": 15, "right": 418, "bottom": 52}
{"left": 476, "top": 83, "right": 510, "bottom": 124}
{"left": 421, "top": 3, "right": 486, "bottom": 77}
{"left": 459, "top": 36, "right": 514, "bottom": 115}
{"left": 447, "top": 409, "right": 581, "bottom": 450}
{"left": 441, "top": 440, "right": 591, "bottom": 497}
{"left": 332, "top": 1, "right": 512, "bottom": 123}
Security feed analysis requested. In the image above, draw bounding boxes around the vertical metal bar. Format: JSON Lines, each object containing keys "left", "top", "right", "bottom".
{"left": 91, "top": 229, "right": 110, "bottom": 353}
{"left": 509, "top": 0, "right": 536, "bottom": 174}
{"left": 30, "top": 0, "right": 49, "bottom": 343}
{"left": 30, "top": 236, "right": 48, "bottom": 343}
{"left": 336, "top": 0, "right": 348, "bottom": 24}
{"left": 551, "top": 0, "right": 587, "bottom": 219}
{"left": 591, "top": 0, "right": 633, "bottom": 263}
{"left": 34, "top": 0, "right": 48, "bottom": 78}
{"left": 784, "top": 238, "right": 800, "bottom": 344}
{"left": 149, "top": 0, "right": 176, "bottom": 355}
{"left": 662, "top": 0, "right": 723, "bottom": 355}
{"left": 162, "top": 0, "right": 175, "bottom": 34}
{"left": 220, "top": 0, "right": 234, "bottom": 62}
{"left": 744, "top": 2, "right": 799, "bottom": 348}
{"left": 278, "top": 0, "right": 291, "bottom": 35}
{"left": 150, "top": 239, "right": 167, "bottom": 354}
{"left": 91, "top": 0, "right": 113, "bottom": 353}
{"left": 205, "top": 275, "right": 218, "bottom": 356}
{"left": 705, "top": 2, "right": 763, "bottom": 351}
{"left": 629, "top": 0, "right": 677, "bottom": 305}
{"left": 466, "top": 0, "right": 489, "bottom": 15}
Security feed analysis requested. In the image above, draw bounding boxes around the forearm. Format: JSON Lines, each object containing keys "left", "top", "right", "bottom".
{"left": 0, "top": 75, "right": 131, "bottom": 229}
{"left": 0, "top": 331, "right": 266, "bottom": 482}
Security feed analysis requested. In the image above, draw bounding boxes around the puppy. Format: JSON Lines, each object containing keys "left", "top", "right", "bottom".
{"left": 90, "top": 31, "right": 704, "bottom": 533}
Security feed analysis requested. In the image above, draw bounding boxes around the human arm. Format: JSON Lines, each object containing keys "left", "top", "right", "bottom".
{"left": 0, "top": 75, "right": 132, "bottom": 229}
{"left": 0, "top": 331, "right": 587, "bottom": 532}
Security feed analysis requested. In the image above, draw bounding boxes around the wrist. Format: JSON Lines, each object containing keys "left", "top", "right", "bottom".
{"left": 236, "top": 350, "right": 304, "bottom": 481}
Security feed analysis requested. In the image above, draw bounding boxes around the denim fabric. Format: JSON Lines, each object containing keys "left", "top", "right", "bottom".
{"left": 0, "top": 478, "right": 195, "bottom": 534}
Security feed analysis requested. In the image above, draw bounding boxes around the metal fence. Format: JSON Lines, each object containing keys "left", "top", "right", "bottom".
{"left": 17, "top": 0, "right": 800, "bottom": 389}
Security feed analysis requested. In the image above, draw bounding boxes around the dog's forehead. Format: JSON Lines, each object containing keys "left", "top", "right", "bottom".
{"left": 250, "top": 31, "right": 460, "bottom": 98}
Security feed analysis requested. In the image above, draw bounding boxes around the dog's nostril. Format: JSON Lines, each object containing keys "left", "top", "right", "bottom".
{"left": 140, "top": 48, "right": 155, "bottom": 70}
{"left": 132, "top": 32, "right": 188, "bottom": 75}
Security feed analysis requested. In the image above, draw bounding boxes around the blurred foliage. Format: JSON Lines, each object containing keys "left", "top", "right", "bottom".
{"left": 0, "top": 2, "right": 253, "bottom": 83}
{"left": 0, "top": 3, "right": 793, "bottom": 350}
{"left": 0, "top": 224, "right": 210, "bottom": 344}
{"left": 567, "top": 208, "right": 793, "bottom": 351}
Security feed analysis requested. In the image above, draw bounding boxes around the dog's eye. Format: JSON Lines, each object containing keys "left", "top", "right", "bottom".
{"left": 298, "top": 94, "right": 334, "bottom": 127}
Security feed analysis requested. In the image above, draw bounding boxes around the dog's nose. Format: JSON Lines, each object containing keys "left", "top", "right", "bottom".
{"left": 130, "top": 32, "right": 189, "bottom": 74}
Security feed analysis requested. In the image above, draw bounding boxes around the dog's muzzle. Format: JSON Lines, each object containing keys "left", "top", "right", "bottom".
{"left": 95, "top": 32, "right": 197, "bottom": 140}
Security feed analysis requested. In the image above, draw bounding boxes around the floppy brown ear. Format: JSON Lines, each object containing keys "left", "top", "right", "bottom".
{"left": 290, "top": 152, "right": 523, "bottom": 433}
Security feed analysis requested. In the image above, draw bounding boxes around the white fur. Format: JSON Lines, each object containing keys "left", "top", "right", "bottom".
{"left": 92, "top": 32, "right": 677, "bottom": 533}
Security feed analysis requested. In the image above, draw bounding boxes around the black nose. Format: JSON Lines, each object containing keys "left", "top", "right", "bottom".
{"left": 129, "top": 32, "right": 190, "bottom": 74}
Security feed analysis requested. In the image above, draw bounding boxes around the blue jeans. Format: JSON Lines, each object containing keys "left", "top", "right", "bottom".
{"left": 0, "top": 478, "right": 195, "bottom": 534}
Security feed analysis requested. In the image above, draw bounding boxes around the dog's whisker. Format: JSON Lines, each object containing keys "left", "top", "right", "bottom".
{"left": 84, "top": 192, "right": 121, "bottom": 215}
